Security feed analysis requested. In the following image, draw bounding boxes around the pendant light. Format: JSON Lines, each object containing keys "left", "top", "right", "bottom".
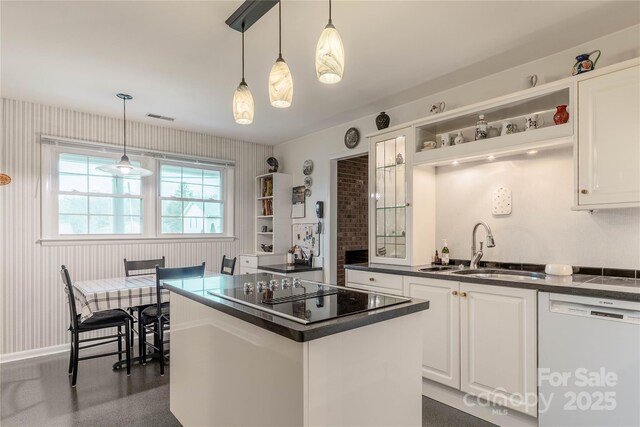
{"left": 268, "top": 1, "right": 293, "bottom": 108}
{"left": 97, "top": 94, "right": 153, "bottom": 177}
{"left": 233, "top": 24, "right": 254, "bottom": 124}
{"left": 315, "top": 0, "right": 344, "bottom": 84}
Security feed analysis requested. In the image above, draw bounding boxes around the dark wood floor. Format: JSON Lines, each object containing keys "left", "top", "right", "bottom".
{"left": 1, "top": 350, "right": 494, "bottom": 427}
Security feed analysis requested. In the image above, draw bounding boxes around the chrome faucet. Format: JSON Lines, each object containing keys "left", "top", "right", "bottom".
{"left": 470, "top": 222, "right": 496, "bottom": 269}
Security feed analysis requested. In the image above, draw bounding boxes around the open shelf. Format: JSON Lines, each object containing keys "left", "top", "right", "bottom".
{"left": 415, "top": 122, "right": 573, "bottom": 166}
{"left": 412, "top": 83, "right": 574, "bottom": 166}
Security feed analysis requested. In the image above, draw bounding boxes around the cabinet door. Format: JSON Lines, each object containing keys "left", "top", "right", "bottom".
{"left": 578, "top": 65, "right": 640, "bottom": 206}
{"left": 459, "top": 283, "right": 537, "bottom": 416}
{"left": 369, "top": 128, "right": 412, "bottom": 265}
{"left": 404, "top": 277, "right": 460, "bottom": 389}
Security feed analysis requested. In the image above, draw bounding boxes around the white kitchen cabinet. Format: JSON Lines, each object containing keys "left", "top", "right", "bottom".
{"left": 576, "top": 64, "right": 640, "bottom": 208}
{"left": 459, "top": 282, "right": 537, "bottom": 416}
{"left": 402, "top": 275, "right": 538, "bottom": 417}
{"left": 345, "top": 269, "right": 404, "bottom": 296}
{"left": 404, "top": 276, "right": 460, "bottom": 389}
{"left": 238, "top": 253, "right": 285, "bottom": 275}
{"left": 368, "top": 127, "right": 435, "bottom": 266}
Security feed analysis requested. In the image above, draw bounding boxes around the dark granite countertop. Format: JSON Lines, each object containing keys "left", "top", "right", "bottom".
{"left": 345, "top": 263, "right": 640, "bottom": 302}
{"left": 259, "top": 263, "right": 323, "bottom": 273}
{"left": 164, "top": 273, "right": 428, "bottom": 342}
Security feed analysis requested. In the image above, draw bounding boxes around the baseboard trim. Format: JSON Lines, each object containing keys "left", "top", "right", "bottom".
{"left": 1, "top": 344, "right": 69, "bottom": 364}
{"left": 422, "top": 379, "right": 537, "bottom": 427}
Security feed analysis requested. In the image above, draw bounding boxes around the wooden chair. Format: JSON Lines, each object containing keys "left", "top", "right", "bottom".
{"left": 124, "top": 256, "right": 166, "bottom": 276}
{"left": 61, "top": 265, "right": 132, "bottom": 387}
{"left": 123, "top": 256, "right": 166, "bottom": 353}
{"left": 220, "top": 255, "right": 237, "bottom": 275}
{"left": 140, "top": 262, "right": 206, "bottom": 376}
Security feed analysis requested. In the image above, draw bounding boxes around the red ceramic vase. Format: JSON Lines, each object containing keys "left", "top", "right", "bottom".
{"left": 553, "top": 105, "right": 569, "bottom": 125}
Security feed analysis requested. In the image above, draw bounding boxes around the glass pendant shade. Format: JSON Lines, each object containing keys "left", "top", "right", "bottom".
{"left": 315, "top": 22, "right": 344, "bottom": 84}
{"left": 269, "top": 57, "right": 293, "bottom": 108}
{"left": 97, "top": 155, "right": 152, "bottom": 177}
{"left": 97, "top": 93, "right": 153, "bottom": 177}
{"left": 233, "top": 81, "right": 254, "bottom": 125}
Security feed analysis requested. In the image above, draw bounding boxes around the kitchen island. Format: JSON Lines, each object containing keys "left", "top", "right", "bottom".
{"left": 164, "top": 273, "right": 428, "bottom": 427}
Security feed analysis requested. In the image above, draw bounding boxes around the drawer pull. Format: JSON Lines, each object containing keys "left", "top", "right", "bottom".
{"left": 460, "top": 292, "right": 467, "bottom": 297}
{"left": 581, "top": 189, "right": 589, "bottom": 194}
{"left": 452, "top": 291, "right": 458, "bottom": 296}
{"left": 369, "top": 277, "right": 375, "bottom": 282}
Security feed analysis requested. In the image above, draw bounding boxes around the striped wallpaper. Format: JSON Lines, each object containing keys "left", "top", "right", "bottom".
{"left": 0, "top": 98, "right": 273, "bottom": 354}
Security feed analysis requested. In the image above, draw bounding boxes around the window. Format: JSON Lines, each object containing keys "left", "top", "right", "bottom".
{"left": 57, "top": 153, "right": 144, "bottom": 235}
{"left": 159, "top": 163, "right": 225, "bottom": 235}
{"left": 41, "top": 140, "right": 235, "bottom": 242}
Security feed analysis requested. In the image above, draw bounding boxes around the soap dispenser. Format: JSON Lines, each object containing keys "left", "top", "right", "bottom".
{"left": 441, "top": 239, "right": 450, "bottom": 265}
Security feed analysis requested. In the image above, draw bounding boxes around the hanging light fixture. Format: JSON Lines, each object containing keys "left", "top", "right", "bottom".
{"left": 315, "top": 0, "right": 344, "bottom": 84}
{"left": 268, "top": 0, "right": 293, "bottom": 108}
{"left": 233, "top": 24, "right": 254, "bottom": 124}
{"left": 97, "top": 94, "right": 153, "bottom": 177}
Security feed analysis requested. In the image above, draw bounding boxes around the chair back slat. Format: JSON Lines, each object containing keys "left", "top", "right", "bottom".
{"left": 154, "top": 263, "right": 206, "bottom": 316}
{"left": 220, "top": 255, "right": 237, "bottom": 275}
{"left": 124, "top": 256, "right": 166, "bottom": 276}
{"left": 60, "top": 265, "right": 79, "bottom": 331}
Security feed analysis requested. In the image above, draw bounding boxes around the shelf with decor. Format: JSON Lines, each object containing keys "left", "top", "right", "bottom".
{"left": 255, "top": 172, "right": 292, "bottom": 255}
{"left": 412, "top": 82, "right": 575, "bottom": 166}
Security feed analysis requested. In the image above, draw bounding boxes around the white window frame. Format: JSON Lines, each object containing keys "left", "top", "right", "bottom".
{"left": 40, "top": 138, "right": 236, "bottom": 243}
{"left": 156, "top": 160, "right": 234, "bottom": 238}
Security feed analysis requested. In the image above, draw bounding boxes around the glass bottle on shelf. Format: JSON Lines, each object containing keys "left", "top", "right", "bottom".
{"left": 475, "top": 114, "right": 488, "bottom": 140}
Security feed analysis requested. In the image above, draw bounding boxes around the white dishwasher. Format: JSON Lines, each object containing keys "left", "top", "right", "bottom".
{"left": 538, "top": 292, "right": 640, "bottom": 427}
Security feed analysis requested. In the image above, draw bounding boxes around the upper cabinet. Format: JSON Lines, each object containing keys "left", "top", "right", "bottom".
{"left": 576, "top": 63, "right": 640, "bottom": 209}
{"left": 369, "top": 127, "right": 435, "bottom": 265}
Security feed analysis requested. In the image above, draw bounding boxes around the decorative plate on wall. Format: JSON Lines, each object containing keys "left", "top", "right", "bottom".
{"left": 304, "top": 176, "right": 312, "bottom": 188}
{"left": 344, "top": 127, "right": 360, "bottom": 149}
{"left": 304, "top": 188, "right": 312, "bottom": 197}
{"left": 303, "top": 159, "right": 314, "bottom": 176}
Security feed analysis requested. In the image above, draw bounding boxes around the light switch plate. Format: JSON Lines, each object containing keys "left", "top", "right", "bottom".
{"left": 492, "top": 186, "right": 512, "bottom": 216}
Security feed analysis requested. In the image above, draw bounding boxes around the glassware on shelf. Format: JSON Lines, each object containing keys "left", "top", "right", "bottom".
{"left": 475, "top": 115, "right": 488, "bottom": 140}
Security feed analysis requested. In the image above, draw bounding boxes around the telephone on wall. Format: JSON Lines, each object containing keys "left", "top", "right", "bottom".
{"left": 316, "top": 201, "right": 324, "bottom": 234}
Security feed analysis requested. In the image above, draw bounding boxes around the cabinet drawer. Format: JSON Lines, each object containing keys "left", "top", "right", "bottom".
{"left": 239, "top": 256, "right": 258, "bottom": 269}
{"left": 346, "top": 270, "right": 404, "bottom": 293}
{"left": 239, "top": 266, "right": 259, "bottom": 275}
{"left": 346, "top": 282, "right": 404, "bottom": 297}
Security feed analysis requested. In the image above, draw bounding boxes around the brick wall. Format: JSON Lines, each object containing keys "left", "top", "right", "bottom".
{"left": 336, "top": 154, "right": 369, "bottom": 286}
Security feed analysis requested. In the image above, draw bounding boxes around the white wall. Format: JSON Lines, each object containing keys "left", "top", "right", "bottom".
{"left": 274, "top": 25, "right": 640, "bottom": 281}
{"left": 0, "top": 99, "right": 272, "bottom": 355}
{"left": 436, "top": 147, "right": 640, "bottom": 269}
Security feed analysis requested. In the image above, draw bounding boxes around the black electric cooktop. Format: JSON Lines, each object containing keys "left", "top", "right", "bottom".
{"left": 205, "top": 275, "right": 410, "bottom": 325}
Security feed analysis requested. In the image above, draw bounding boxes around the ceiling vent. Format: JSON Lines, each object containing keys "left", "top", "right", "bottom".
{"left": 146, "top": 113, "right": 175, "bottom": 122}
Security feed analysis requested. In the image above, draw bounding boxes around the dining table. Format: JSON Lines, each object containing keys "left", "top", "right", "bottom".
{"left": 72, "top": 271, "right": 219, "bottom": 369}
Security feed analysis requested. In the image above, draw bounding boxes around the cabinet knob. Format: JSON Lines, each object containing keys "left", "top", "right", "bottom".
{"left": 460, "top": 292, "right": 467, "bottom": 297}
{"left": 452, "top": 291, "right": 458, "bottom": 296}
{"left": 369, "top": 277, "right": 375, "bottom": 282}
{"left": 580, "top": 189, "right": 589, "bottom": 194}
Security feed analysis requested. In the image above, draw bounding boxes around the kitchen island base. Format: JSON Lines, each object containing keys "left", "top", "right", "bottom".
{"left": 170, "top": 293, "right": 423, "bottom": 427}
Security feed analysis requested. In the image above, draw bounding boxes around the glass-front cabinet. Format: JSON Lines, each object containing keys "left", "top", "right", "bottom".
{"left": 369, "top": 127, "right": 413, "bottom": 265}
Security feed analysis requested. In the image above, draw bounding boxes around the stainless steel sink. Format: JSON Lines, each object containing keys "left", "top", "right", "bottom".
{"left": 419, "top": 266, "right": 459, "bottom": 272}
{"left": 451, "top": 269, "right": 547, "bottom": 281}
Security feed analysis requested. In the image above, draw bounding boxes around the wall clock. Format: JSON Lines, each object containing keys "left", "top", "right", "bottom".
{"left": 344, "top": 127, "right": 360, "bottom": 149}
